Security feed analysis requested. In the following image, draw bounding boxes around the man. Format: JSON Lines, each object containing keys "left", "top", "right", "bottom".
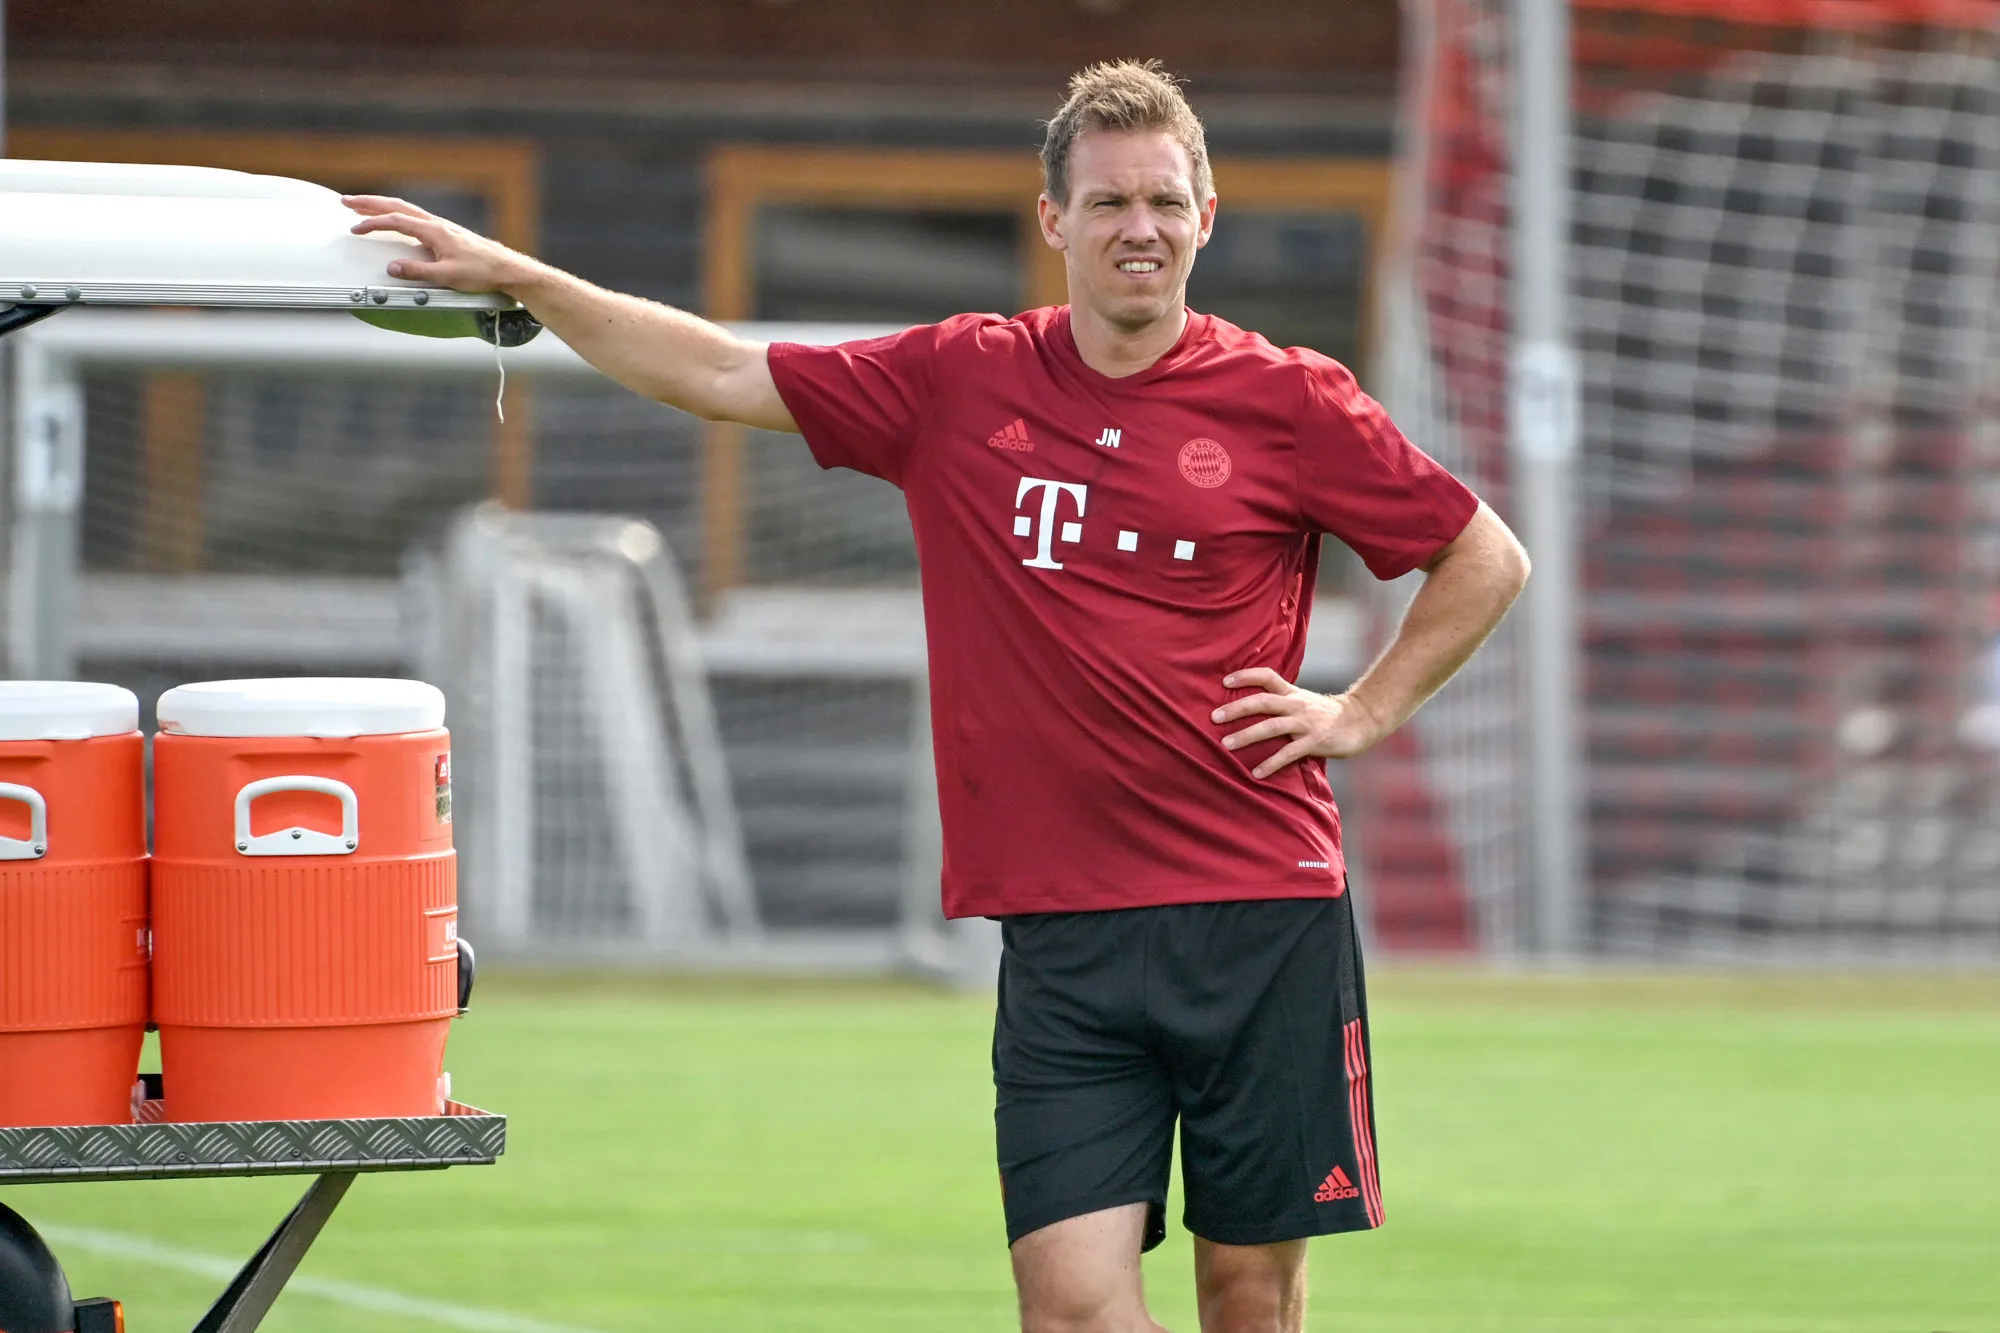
{"left": 350, "top": 59, "right": 1526, "bottom": 1333}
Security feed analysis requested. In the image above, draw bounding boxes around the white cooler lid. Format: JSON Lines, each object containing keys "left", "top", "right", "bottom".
{"left": 157, "top": 677, "right": 446, "bottom": 738}
{"left": 0, "top": 681, "right": 140, "bottom": 740}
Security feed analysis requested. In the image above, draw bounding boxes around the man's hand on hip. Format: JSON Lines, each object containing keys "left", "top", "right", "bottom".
{"left": 1211, "top": 668, "right": 1392, "bottom": 779}
{"left": 1212, "top": 507, "right": 1530, "bottom": 782}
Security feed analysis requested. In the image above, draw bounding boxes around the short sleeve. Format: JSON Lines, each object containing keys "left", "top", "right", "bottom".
{"left": 1294, "top": 355, "right": 1480, "bottom": 580}
{"left": 767, "top": 316, "right": 984, "bottom": 488}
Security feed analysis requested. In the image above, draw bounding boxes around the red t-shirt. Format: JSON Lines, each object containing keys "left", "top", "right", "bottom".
{"left": 768, "top": 307, "right": 1478, "bottom": 918}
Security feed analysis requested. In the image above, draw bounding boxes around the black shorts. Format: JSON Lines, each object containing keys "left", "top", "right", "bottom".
{"left": 993, "top": 892, "right": 1384, "bottom": 1251}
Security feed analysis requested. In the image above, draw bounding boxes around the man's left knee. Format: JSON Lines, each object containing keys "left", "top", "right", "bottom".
{"left": 1192, "top": 1237, "right": 1308, "bottom": 1333}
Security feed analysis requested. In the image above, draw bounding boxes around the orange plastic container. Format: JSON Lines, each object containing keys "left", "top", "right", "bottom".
{"left": 151, "top": 678, "right": 457, "bottom": 1122}
{"left": 0, "top": 682, "right": 148, "bottom": 1128}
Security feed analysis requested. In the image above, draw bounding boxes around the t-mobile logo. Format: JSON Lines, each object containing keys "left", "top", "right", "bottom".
{"left": 1014, "top": 476, "right": 1089, "bottom": 570}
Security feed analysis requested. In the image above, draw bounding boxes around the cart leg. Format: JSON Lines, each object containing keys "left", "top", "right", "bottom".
{"left": 190, "top": 1171, "right": 356, "bottom": 1333}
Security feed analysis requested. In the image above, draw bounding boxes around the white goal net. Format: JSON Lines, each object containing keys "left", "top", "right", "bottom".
{"left": 1395, "top": 0, "right": 2000, "bottom": 958}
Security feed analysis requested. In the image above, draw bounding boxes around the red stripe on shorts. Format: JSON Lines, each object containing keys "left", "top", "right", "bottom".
{"left": 1342, "top": 1018, "right": 1384, "bottom": 1227}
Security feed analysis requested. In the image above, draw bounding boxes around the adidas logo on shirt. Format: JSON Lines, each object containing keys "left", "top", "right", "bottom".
{"left": 986, "top": 418, "right": 1035, "bottom": 452}
{"left": 1314, "top": 1165, "right": 1361, "bottom": 1202}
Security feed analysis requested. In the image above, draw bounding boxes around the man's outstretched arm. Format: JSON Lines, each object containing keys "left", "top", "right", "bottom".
{"left": 1212, "top": 502, "right": 1530, "bottom": 778}
{"left": 344, "top": 195, "right": 797, "bottom": 433}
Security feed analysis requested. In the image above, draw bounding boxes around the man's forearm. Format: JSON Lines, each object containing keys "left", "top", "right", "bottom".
{"left": 1345, "top": 517, "right": 1529, "bottom": 735}
{"left": 502, "top": 263, "right": 792, "bottom": 430}
{"left": 345, "top": 195, "right": 796, "bottom": 430}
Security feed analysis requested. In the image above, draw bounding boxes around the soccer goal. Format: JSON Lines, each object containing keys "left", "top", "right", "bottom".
{"left": 1389, "top": 0, "right": 2000, "bottom": 959}
{"left": 5, "top": 309, "right": 999, "bottom": 981}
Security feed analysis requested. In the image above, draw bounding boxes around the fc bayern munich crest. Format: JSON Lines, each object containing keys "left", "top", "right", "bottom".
{"left": 1178, "top": 438, "right": 1232, "bottom": 488}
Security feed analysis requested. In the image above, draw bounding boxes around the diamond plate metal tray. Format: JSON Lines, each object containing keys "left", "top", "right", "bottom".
{"left": 0, "top": 1099, "right": 504, "bottom": 1186}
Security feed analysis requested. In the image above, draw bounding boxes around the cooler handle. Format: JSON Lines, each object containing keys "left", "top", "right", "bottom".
{"left": 234, "top": 776, "right": 359, "bottom": 857}
{"left": 0, "top": 783, "right": 48, "bottom": 860}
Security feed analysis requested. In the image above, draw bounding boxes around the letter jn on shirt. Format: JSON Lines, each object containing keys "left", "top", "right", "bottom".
{"left": 1016, "top": 477, "right": 1088, "bottom": 571}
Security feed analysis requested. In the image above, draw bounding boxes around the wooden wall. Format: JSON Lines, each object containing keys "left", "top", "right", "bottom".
{"left": 10, "top": 0, "right": 1399, "bottom": 91}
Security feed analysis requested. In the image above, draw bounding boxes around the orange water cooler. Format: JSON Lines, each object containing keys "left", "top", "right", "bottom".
{"left": 0, "top": 682, "right": 148, "bottom": 1128}
{"left": 151, "top": 678, "right": 459, "bottom": 1122}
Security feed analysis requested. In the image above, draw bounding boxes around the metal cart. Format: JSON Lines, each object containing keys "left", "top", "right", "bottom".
{"left": 0, "top": 1080, "right": 505, "bottom": 1333}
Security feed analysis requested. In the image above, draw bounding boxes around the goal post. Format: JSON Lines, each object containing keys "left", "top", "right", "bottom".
{"left": 412, "top": 504, "right": 761, "bottom": 953}
{"left": 1512, "top": 0, "right": 1587, "bottom": 957}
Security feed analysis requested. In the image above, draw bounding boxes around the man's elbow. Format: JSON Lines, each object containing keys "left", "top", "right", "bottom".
{"left": 1474, "top": 505, "right": 1531, "bottom": 597}
{"left": 1503, "top": 533, "right": 1532, "bottom": 594}
{"left": 1424, "top": 506, "right": 1531, "bottom": 592}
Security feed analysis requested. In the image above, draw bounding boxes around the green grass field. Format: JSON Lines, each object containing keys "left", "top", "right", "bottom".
{"left": 4, "top": 971, "right": 1996, "bottom": 1331}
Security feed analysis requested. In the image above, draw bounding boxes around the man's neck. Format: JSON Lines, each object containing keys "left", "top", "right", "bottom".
{"left": 1068, "top": 298, "right": 1190, "bottom": 379}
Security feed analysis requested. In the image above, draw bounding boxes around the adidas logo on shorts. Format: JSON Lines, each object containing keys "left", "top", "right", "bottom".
{"left": 1314, "top": 1165, "right": 1361, "bottom": 1202}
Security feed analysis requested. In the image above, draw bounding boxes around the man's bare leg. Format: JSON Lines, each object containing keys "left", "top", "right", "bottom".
{"left": 1192, "top": 1237, "right": 1308, "bottom": 1333}
{"left": 1011, "top": 1203, "right": 1173, "bottom": 1333}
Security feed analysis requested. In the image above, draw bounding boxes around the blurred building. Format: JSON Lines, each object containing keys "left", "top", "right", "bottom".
{"left": 9, "top": 0, "right": 1402, "bottom": 591}
{"left": 10, "top": 1, "right": 1394, "bottom": 338}
{"left": 9, "top": 2, "right": 1479, "bottom": 956}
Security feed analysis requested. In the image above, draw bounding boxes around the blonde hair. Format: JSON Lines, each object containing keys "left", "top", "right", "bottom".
{"left": 1041, "top": 59, "right": 1212, "bottom": 208}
